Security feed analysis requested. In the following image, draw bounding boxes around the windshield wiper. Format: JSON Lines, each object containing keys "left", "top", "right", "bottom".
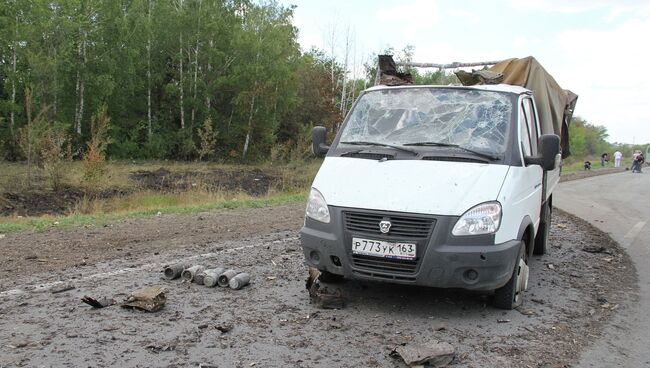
{"left": 339, "top": 141, "right": 418, "bottom": 156}
{"left": 403, "top": 141, "right": 499, "bottom": 161}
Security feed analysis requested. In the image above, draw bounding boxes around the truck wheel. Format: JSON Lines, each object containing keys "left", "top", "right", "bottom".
{"left": 533, "top": 203, "right": 551, "bottom": 255}
{"left": 318, "top": 270, "right": 344, "bottom": 283}
{"left": 493, "top": 242, "right": 529, "bottom": 310}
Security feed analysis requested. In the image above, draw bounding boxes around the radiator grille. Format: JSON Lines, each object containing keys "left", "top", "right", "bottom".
{"left": 344, "top": 212, "right": 434, "bottom": 238}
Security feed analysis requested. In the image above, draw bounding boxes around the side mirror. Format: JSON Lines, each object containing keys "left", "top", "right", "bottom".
{"left": 312, "top": 126, "right": 330, "bottom": 157}
{"left": 524, "top": 134, "right": 560, "bottom": 171}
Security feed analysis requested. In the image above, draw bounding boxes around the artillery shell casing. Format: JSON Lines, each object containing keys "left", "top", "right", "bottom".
{"left": 203, "top": 268, "right": 226, "bottom": 287}
{"left": 217, "top": 269, "right": 238, "bottom": 287}
{"left": 229, "top": 273, "right": 250, "bottom": 290}
{"left": 163, "top": 263, "right": 189, "bottom": 280}
{"left": 181, "top": 265, "right": 205, "bottom": 282}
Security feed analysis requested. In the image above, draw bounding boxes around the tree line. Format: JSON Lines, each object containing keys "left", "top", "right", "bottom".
{"left": 1, "top": 1, "right": 631, "bottom": 165}
{"left": 0, "top": 0, "right": 354, "bottom": 162}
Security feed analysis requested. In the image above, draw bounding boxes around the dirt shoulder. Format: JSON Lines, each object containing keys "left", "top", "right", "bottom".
{"left": 0, "top": 203, "right": 305, "bottom": 284}
{"left": 0, "top": 202, "right": 638, "bottom": 367}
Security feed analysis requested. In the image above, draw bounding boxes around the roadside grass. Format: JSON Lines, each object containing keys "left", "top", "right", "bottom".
{"left": 561, "top": 157, "right": 634, "bottom": 173}
{"left": 0, "top": 191, "right": 307, "bottom": 234}
{"left": 0, "top": 159, "right": 320, "bottom": 234}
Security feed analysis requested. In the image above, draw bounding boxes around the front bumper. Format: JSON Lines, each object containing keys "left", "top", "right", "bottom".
{"left": 300, "top": 206, "right": 521, "bottom": 291}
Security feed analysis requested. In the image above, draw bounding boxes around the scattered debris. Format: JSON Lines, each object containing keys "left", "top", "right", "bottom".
{"left": 50, "top": 284, "right": 75, "bottom": 294}
{"left": 229, "top": 273, "right": 250, "bottom": 290}
{"left": 121, "top": 286, "right": 166, "bottom": 312}
{"left": 217, "top": 269, "right": 238, "bottom": 287}
{"left": 203, "top": 267, "right": 226, "bottom": 287}
{"left": 0, "top": 234, "right": 5, "bottom": 239}
{"left": 556, "top": 223, "right": 567, "bottom": 228}
{"left": 163, "top": 263, "right": 189, "bottom": 280}
{"left": 306, "top": 267, "right": 345, "bottom": 309}
{"left": 432, "top": 322, "right": 447, "bottom": 331}
{"left": 496, "top": 319, "right": 511, "bottom": 323}
{"left": 194, "top": 269, "right": 207, "bottom": 285}
{"left": 547, "top": 264, "right": 556, "bottom": 270}
{"left": 517, "top": 308, "right": 536, "bottom": 316}
{"left": 181, "top": 265, "right": 205, "bottom": 282}
{"left": 146, "top": 343, "right": 175, "bottom": 353}
{"left": 81, "top": 296, "right": 116, "bottom": 309}
{"left": 582, "top": 245, "right": 606, "bottom": 254}
{"left": 216, "top": 324, "right": 233, "bottom": 333}
{"left": 390, "top": 340, "right": 455, "bottom": 367}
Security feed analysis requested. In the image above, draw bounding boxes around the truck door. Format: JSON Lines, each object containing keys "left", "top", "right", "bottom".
{"left": 517, "top": 96, "right": 544, "bottom": 231}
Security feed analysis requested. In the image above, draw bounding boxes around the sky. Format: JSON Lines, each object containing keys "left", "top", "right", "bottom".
{"left": 279, "top": 0, "right": 650, "bottom": 144}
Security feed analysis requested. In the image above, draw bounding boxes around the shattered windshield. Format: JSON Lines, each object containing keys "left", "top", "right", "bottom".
{"left": 339, "top": 88, "right": 513, "bottom": 156}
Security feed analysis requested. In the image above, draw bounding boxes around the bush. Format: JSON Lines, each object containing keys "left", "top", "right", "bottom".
{"left": 83, "top": 105, "right": 112, "bottom": 186}
{"left": 41, "top": 122, "right": 72, "bottom": 191}
{"left": 197, "top": 118, "right": 218, "bottom": 161}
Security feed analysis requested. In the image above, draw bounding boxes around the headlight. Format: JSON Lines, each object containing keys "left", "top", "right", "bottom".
{"left": 306, "top": 188, "right": 330, "bottom": 223}
{"left": 452, "top": 202, "right": 502, "bottom": 236}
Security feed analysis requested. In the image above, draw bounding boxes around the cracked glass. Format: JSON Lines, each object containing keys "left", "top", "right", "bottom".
{"left": 339, "top": 88, "right": 513, "bottom": 155}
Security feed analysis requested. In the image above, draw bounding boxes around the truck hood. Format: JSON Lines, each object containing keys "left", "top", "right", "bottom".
{"left": 312, "top": 157, "right": 510, "bottom": 216}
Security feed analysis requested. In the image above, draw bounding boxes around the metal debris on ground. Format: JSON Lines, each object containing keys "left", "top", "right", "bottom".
{"left": 121, "top": 286, "right": 166, "bottom": 312}
{"left": 216, "top": 324, "right": 233, "bottom": 333}
{"left": 163, "top": 263, "right": 189, "bottom": 280}
{"left": 390, "top": 340, "right": 455, "bottom": 367}
{"left": 306, "top": 267, "right": 345, "bottom": 309}
{"left": 193, "top": 269, "right": 207, "bottom": 285}
{"left": 582, "top": 245, "right": 606, "bottom": 254}
{"left": 50, "top": 284, "right": 75, "bottom": 294}
{"left": 217, "top": 269, "right": 238, "bottom": 287}
{"left": 81, "top": 296, "right": 116, "bottom": 309}
{"left": 229, "top": 273, "right": 250, "bottom": 290}
{"left": 181, "top": 265, "right": 205, "bottom": 282}
{"left": 203, "top": 267, "right": 226, "bottom": 287}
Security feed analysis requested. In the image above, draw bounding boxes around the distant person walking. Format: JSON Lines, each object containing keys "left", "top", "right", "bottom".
{"left": 601, "top": 153, "right": 609, "bottom": 167}
{"left": 632, "top": 151, "right": 644, "bottom": 173}
{"left": 614, "top": 150, "right": 622, "bottom": 167}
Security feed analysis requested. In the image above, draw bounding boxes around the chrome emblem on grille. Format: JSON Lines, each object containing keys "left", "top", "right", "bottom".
{"left": 379, "top": 220, "right": 391, "bottom": 234}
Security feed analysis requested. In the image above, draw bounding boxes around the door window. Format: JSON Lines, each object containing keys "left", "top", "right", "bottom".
{"left": 519, "top": 107, "right": 532, "bottom": 157}
{"left": 522, "top": 98, "right": 538, "bottom": 154}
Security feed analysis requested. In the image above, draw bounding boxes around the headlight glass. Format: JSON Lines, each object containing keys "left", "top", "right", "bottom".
{"left": 306, "top": 188, "right": 330, "bottom": 223}
{"left": 452, "top": 202, "right": 502, "bottom": 236}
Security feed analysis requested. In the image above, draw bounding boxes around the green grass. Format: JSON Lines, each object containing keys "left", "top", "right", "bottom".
{"left": 561, "top": 157, "right": 633, "bottom": 173}
{"left": 0, "top": 191, "right": 307, "bottom": 234}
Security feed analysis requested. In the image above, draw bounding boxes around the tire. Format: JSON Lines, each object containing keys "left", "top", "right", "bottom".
{"left": 533, "top": 202, "right": 551, "bottom": 255}
{"left": 493, "top": 242, "right": 529, "bottom": 310}
{"left": 317, "top": 270, "right": 344, "bottom": 283}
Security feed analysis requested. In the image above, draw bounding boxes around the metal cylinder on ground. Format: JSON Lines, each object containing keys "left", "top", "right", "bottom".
{"left": 203, "top": 267, "right": 225, "bottom": 287}
{"left": 229, "top": 273, "right": 250, "bottom": 290}
{"left": 163, "top": 263, "right": 189, "bottom": 280}
{"left": 194, "top": 270, "right": 207, "bottom": 285}
{"left": 217, "top": 269, "right": 238, "bottom": 287}
{"left": 181, "top": 265, "right": 205, "bottom": 282}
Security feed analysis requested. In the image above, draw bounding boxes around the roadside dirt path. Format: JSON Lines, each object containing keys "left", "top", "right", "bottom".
{"left": 0, "top": 204, "right": 637, "bottom": 367}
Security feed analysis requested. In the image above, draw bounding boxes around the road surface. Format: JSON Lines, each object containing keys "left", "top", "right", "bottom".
{"left": 555, "top": 171, "right": 650, "bottom": 367}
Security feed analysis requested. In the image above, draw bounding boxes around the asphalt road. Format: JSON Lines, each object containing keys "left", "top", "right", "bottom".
{"left": 555, "top": 170, "right": 650, "bottom": 367}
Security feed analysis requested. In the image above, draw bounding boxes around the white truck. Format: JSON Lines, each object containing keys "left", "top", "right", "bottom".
{"left": 300, "top": 56, "right": 577, "bottom": 309}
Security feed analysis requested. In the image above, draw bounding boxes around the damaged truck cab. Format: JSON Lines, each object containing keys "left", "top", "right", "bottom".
{"left": 300, "top": 79, "right": 566, "bottom": 309}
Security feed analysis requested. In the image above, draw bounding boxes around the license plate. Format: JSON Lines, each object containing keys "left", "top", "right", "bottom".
{"left": 351, "top": 237, "right": 416, "bottom": 260}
